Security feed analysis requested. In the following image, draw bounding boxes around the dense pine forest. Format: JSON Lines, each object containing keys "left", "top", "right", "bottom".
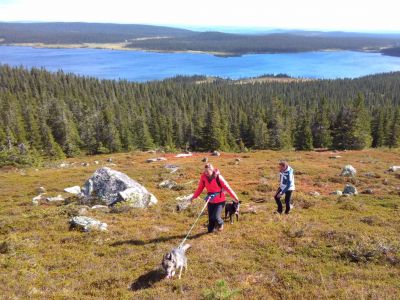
{"left": 0, "top": 65, "right": 400, "bottom": 166}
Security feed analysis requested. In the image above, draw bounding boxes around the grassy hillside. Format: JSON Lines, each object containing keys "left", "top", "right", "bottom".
{"left": 1, "top": 149, "right": 400, "bottom": 299}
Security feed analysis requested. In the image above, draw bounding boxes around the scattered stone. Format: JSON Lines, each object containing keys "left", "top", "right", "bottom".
{"left": 176, "top": 194, "right": 193, "bottom": 211}
{"left": 211, "top": 151, "right": 221, "bottom": 157}
{"left": 64, "top": 186, "right": 82, "bottom": 195}
{"left": 106, "top": 158, "right": 113, "bottom": 163}
{"left": 36, "top": 186, "right": 46, "bottom": 194}
{"left": 201, "top": 157, "right": 208, "bottom": 163}
{"left": 69, "top": 216, "right": 108, "bottom": 232}
{"left": 341, "top": 165, "right": 357, "bottom": 177}
{"left": 361, "top": 189, "right": 374, "bottom": 195}
{"left": 91, "top": 205, "right": 110, "bottom": 212}
{"left": 59, "top": 163, "right": 69, "bottom": 168}
{"left": 175, "top": 152, "right": 193, "bottom": 158}
{"left": 147, "top": 150, "right": 156, "bottom": 154}
{"left": 81, "top": 167, "right": 157, "bottom": 208}
{"left": 388, "top": 166, "right": 400, "bottom": 172}
{"left": 329, "top": 156, "right": 342, "bottom": 159}
{"left": 32, "top": 194, "right": 45, "bottom": 205}
{"left": 94, "top": 161, "right": 99, "bottom": 165}
{"left": 383, "top": 179, "right": 389, "bottom": 185}
{"left": 159, "top": 179, "right": 177, "bottom": 189}
{"left": 146, "top": 157, "right": 167, "bottom": 163}
{"left": 46, "top": 195, "right": 65, "bottom": 202}
{"left": 330, "top": 190, "right": 343, "bottom": 196}
{"left": 343, "top": 184, "right": 358, "bottom": 195}
{"left": 309, "top": 191, "right": 320, "bottom": 197}
{"left": 364, "top": 172, "right": 378, "bottom": 178}
{"left": 164, "top": 164, "right": 179, "bottom": 173}
{"left": 235, "top": 158, "right": 241, "bottom": 162}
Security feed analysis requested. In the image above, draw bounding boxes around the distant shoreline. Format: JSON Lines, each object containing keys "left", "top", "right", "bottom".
{"left": 4, "top": 42, "right": 399, "bottom": 58}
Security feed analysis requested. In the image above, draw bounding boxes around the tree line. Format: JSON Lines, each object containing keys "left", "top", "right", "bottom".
{"left": 0, "top": 65, "right": 399, "bottom": 166}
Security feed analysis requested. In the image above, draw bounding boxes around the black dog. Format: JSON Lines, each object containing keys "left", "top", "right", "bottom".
{"left": 225, "top": 201, "right": 241, "bottom": 224}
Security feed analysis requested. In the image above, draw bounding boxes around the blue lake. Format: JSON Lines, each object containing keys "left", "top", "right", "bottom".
{"left": 1, "top": 46, "right": 400, "bottom": 81}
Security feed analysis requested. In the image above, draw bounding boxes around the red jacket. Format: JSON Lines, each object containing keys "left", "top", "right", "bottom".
{"left": 193, "top": 169, "right": 239, "bottom": 204}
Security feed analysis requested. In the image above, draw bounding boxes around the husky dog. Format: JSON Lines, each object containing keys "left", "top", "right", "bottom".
{"left": 162, "top": 244, "right": 191, "bottom": 279}
{"left": 225, "top": 201, "right": 241, "bottom": 224}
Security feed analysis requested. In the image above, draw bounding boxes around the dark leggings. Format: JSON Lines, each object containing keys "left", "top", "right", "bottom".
{"left": 274, "top": 188, "right": 293, "bottom": 214}
{"left": 207, "top": 202, "right": 225, "bottom": 232}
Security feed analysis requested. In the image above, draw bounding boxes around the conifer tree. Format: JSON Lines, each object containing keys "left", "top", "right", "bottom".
{"left": 294, "top": 113, "right": 313, "bottom": 150}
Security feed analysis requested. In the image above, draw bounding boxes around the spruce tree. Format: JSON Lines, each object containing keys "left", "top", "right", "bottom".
{"left": 294, "top": 113, "right": 313, "bottom": 150}
{"left": 387, "top": 108, "right": 400, "bottom": 148}
{"left": 312, "top": 98, "right": 332, "bottom": 148}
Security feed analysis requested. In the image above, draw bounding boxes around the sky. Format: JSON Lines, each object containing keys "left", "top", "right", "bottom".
{"left": 0, "top": 0, "right": 399, "bottom": 32}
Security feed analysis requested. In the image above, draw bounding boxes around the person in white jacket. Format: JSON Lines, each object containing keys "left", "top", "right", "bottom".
{"left": 274, "top": 160, "right": 295, "bottom": 214}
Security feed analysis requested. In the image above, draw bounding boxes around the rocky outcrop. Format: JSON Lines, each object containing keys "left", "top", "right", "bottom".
{"left": 81, "top": 167, "right": 157, "bottom": 208}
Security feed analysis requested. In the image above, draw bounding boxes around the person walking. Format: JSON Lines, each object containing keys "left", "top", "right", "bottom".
{"left": 191, "top": 163, "right": 239, "bottom": 233}
{"left": 274, "top": 160, "right": 295, "bottom": 214}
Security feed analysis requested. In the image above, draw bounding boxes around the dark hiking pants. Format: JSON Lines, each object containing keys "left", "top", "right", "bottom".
{"left": 207, "top": 202, "right": 225, "bottom": 232}
{"left": 274, "top": 188, "right": 293, "bottom": 214}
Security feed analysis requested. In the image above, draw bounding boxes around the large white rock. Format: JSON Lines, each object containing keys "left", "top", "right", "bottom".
{"left": 389, "top": 166, "right": 400, "bottom": 172}
{"left": 81, "top": 167, "right": 157, "bottom": 208}
{"left": 64, "top": 186, "right": 82, "bottom": 195}
{"left": 69, "top": 216, "right": 108, "bottom": 232}
{"left": 340, "top": 165, "right": 357, "bottom": 177}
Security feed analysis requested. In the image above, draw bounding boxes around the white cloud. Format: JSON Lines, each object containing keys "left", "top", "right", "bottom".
{"left": 0, "top": 0, "right": 399, "bottom": 32}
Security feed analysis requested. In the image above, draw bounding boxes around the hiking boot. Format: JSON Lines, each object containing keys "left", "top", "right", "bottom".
{"left": 217, "top": 224, "right": 224, "bottom": 231}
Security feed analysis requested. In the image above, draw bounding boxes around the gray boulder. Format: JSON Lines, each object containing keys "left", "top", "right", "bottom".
{"left": 361, "top": 189, "right": 374, "bottom": 195}
{"left": 69, "top": 216, "right": 107, "bottom": 232}
{"left": 340, "top": 165, "right": 357, "bottom": 177}
{"left": 201, "top": 157, "right": 208, "bottom": 163}
{"left": 309, "top": 191, "right": 320, "bottom": 197}
{"left": 343, "top": 184, "right": 358, "bottom": 195}
{"left": 46, "top": 195, "right": 65, "bottom": 202}
{"left": 81, "top": 167, "right": 157, "bottom": 208}
{"left": 164, "top": 164, "right": 179, "bottom": 173}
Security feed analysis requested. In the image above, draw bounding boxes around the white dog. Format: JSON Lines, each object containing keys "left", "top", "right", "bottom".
{"left": 162, "top": 244, "right": 191, "bottom": 279}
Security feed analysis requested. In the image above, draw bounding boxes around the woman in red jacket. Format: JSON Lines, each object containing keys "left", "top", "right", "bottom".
{"left": 191, "top": 163, "right": 239, "bottom": 233}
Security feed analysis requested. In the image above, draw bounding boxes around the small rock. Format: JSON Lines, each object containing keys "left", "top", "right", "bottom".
{"left": 91, "top": 205, "right": 110, "bottom": 212}
{"left": 340, "top": 165, "right": 357, "bottom": 177}
{"left": 147, "top": 150, "right": 156, "bottom": 154}
{"left": 69, "top": 216, "right": 108, "bottom": 232}
{"left": 46, "top": 195, "right": 65, "bottom": 202}
{"left": 175, "top": 152, "right": 192, "bottom": 158}
{"left": 32, "top": 194, "right": 45, "bottom": 205}
{"left": 364, "top": 172, "right": 378, "bottom": 178}
{"left": 329, "top": 156, "right": 342, "bottom": 159}
{"left": 81, "top": 162, "right": 90, "bottom": 167}
{"left": 106, "top": 158, "right": 113, "bottom": 163}
{"left": 146, "top": 157, "right": 167, "bottom": 163}
{"left": 330, "top": 190, "right": 343, "bottom": 196}
{"left": 343, "top": 184, "right": 358, "bottom": 195}
{"left": 235, "top": 158, "right": 241, "bottom": 162}
{"left": 64, "top": 186, "right": 82, "bottom": 195}
{"left": 309, "top": 191, "right": 320, "bottom": 197}
{"left": 164, "top": 164, "right": 179, "bottom": 173}
{"left": 361, "top": 189, "right": 374, "bottom": 195}
{"left": 201, "top": 157, "right": 208, "bottom": 163}
{"left": 94, "top": 161, "right": 99, "bottom": 165}
{"left": 176, "top": 194, "right": 193, "bottom": 211}
{"left": 211, "top": 151, "right": 221, "bottom": 157}
{"left": 59, "top": 163, "right": 69, "bottom": 168}
{"left": 383, "top": 179, "right": 389, "bottom": 185}
{"left": 159, "top": 180, "right": 177, "bottom": 189}
{"left": 388, "top": 166, "right": 400, "bottom": 172}
{"left": 36, "top": 186, "right": 46, "bottom": 194}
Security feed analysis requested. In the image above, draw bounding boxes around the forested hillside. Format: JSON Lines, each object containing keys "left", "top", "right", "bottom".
{"left": 0, "top": 65, "right": 400, "bottom": 166}
{"left": 0, "top": 22, "right": 194, "bottom": 44}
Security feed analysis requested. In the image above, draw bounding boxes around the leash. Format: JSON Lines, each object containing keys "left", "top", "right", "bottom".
{"left": 179, "top": 198, "right": 210, "bottom": 248}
